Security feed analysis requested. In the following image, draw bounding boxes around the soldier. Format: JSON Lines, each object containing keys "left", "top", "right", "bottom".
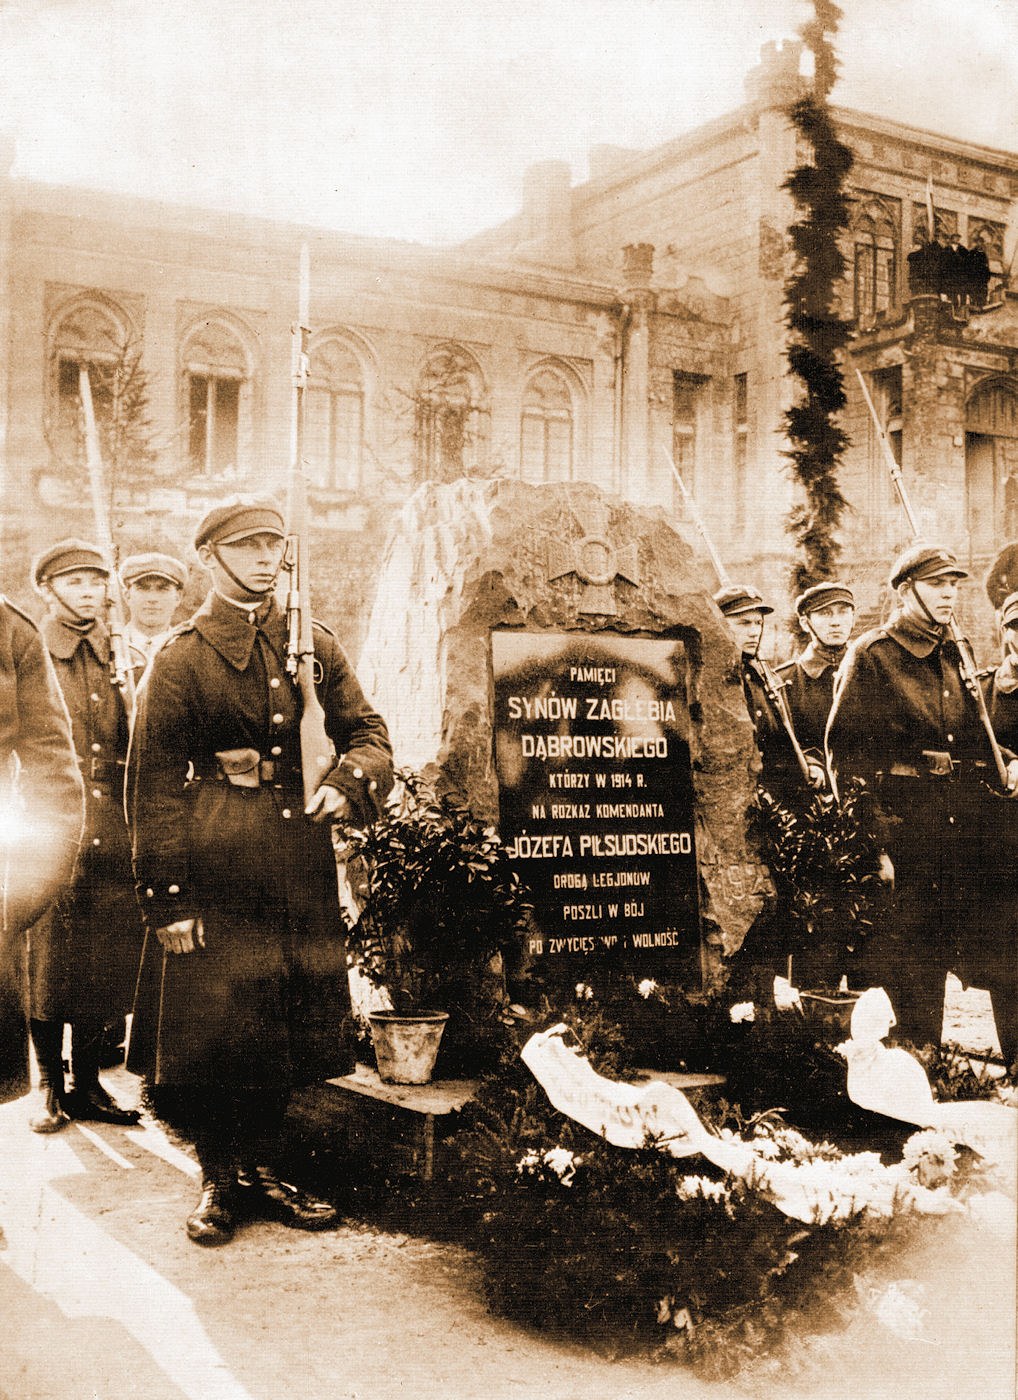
{"left": 128, "top": 495, "right": 393, "bottom": 1247}
{"left": 826, "top": 544, "right": 1018, "bottom": 1060}
{"left": 0, "top": 595, "right": 84, "bottom": 1109}
{"left": 714, "top": 582, "right": 823, "bottom": 800}
{"left": 775, "top": 581, "right": 856, "bottom": 764}
{"left": 968, "top": 588, "right": 1018, "bottom": 1068}
{"left": 28, "top": 540, "right": 142, "bottom": 1130}
{"left": 986, "top": 589, "right": 1018, "bottom": 744}
{"left": 121, "top": 551, "right": 187, "bottom": 671}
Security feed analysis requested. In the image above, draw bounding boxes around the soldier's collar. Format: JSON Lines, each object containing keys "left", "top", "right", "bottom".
{"left": 192, "top": 591, "right": 283, "bottom": 670}
{"left": 798, "top": 640, "right": 845, "bottom": 677}
{"left": 885, "top": 610, "right": 945, "bottom": 658}
{"left": 42, "top": 614, "right": 110, "bottom": 664}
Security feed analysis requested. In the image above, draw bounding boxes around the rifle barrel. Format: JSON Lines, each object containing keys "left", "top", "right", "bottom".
{"left": 660, "top": 448, "right": 814, "bottom": 785}
{"left": 78, "top": 367, "right": 136, "bottom": 714}
{"left": 661, "top": 447, "right": 731, "bottom": 587}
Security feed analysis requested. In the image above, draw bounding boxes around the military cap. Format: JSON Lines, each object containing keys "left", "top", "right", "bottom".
{"left": 713, "top": 583, "right": 773, "bottom": 617}
{"left": 889, "top": 543, "right": 968, "bottom": 589}
{"left": 32, "top": 539, "right": 108, "bottom": 591}
{"left": 795, "top": 580, "right": 855, "bottom": 617}
{"left": 194, "top": 495, "right": 286, "bottom": 550}
{"left": 120, "top": 551, "right": 187, "bottom": 590}
{"left": 1000, "top": 591, "right": 1018, "bottom": 628}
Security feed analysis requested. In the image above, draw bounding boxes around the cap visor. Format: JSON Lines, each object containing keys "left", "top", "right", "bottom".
{"left": 215, "top": 528, "right": 285, "bottom": 545}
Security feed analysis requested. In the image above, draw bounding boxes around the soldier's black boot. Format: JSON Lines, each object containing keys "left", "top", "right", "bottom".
{"left": 64, "top": 1023, "right": 140, "bottom": 1125}
{"left": 234, "top": 1164, "right": 340, "bottom": 1231}
{"left": 28, "top": 1020, "right": 69, "bottom": 1133}
{"left": 232, "top": 1088, "right": 340, "bottom": 1231}
{"left": 186, "top": 1165, "right": 237, "bottom": 1247}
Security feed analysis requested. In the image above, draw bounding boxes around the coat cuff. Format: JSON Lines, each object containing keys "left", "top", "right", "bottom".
{"left": 322, "top": 752, "right": 393, "bottom": 824}
{"left": 136, "top": 878, "right": 199, "bottom": 932}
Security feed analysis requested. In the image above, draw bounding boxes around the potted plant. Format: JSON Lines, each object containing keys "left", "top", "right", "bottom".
{"left": 341, "top": 767, "right": 532, "bottom": 1084}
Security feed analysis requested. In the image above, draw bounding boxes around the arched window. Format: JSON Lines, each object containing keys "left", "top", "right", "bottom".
{"left": 180, "top": 318, "right": 252, "bottom": 478}
{"left": 415, "top": 346, "right": 488, "bottom": 482}
{"left": 520, "top": 366, "right": 574, "bottom": 482}
{"left": 305, "top": 337, "right": 365, "bottom": 491}
{"left": 852, "top": 196, "right": 900, "bottom": 322}
{"left": 48, "top": 297, "right": 132, "bottom": 470}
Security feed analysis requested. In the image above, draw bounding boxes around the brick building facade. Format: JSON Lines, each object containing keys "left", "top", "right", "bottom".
{"left": 2, "top": 41, "right": 1016, "bottom": 651}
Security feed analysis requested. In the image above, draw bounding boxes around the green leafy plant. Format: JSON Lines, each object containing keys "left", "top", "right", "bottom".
{"left": 754, "top": 781, "right": 887, "bottom": 980}
{"left": 342, "top": 768, "right": 533, "bottom": 1024}
{"left": 448, "top": 1049, "right": 922, "bottom": 1373}
{"left": 782, "top": 0, "right": 855, "bottom": 594}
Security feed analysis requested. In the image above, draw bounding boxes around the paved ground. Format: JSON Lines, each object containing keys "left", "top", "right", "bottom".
{"left": 0, "top": 983, "right": 1014, "bottom": 1400}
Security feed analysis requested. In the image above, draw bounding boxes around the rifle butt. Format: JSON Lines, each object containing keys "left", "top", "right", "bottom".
{"left": 299, "top": 682, "right": 335, "bottom": 808}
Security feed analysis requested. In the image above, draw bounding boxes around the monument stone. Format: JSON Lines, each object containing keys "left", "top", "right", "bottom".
{"left": 357, "top": 478, "right": 769, "bottom": 982}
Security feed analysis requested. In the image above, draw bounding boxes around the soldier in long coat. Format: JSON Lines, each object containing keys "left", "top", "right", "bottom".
{"left": 826, "top": 545, "right": 1018, "bottom": 1063}
{"left": 775, "top": 581, "right": 855, "bottom": 763}
{"left": 28, "top": 541, "right": 142, "bottom": 1130}
{"left": 713, "top": 582, "right": 823, "bottom": 802}
{"left": 972, "top": 588, "right": 1018, "bottom": 1068}
{"left": 128, "top": 496, "right": 393, "bottom": 1246}
{"left": 0, "top": 596, "right": 84, "bottom": 1107}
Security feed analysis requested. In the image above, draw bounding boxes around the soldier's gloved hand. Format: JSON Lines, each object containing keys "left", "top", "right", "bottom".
{"left": 806, "top": 762, "right": 827, "bottom": 790}
{"left": 1005, "top": 759, "right": 1018, "bottom": 797}
{"left": 877, "top": 852, "right": 895, "bottom": 888}
{"left": 305, "top": 785, "right": 350, "bottom": 824}
{"left": 157, "top": 917, "right": 205, "bottom": 955}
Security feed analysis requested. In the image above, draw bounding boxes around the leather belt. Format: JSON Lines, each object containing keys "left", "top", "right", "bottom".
{"left": 84, "top": 756, "right": 125, "bottom": 783}
{"left": 883, "top": 757, "right": 990, "bottom": 780}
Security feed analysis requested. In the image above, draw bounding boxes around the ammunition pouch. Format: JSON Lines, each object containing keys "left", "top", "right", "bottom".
{"left": 214, "top": 748, "right": 276, "bottom": 788}
{"left": 921, "top": 749, "right": 954, "bottom": 778}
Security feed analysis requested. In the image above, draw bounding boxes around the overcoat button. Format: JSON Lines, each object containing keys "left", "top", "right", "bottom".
{"left": 271, "top": 745, "right": 282, "bottom": 756}
{"left": 91, "top": 788, "right": 102, "bottom": 799}
{"left": 282, "top": 808, "right": 292, "bottom": 819}
{"left": 353, "top": 767, "right": 363, "bottom": 780}
{"left": 168, "top": 884, "right": 180, "bottom": 895}
{"left": 269, "top": 677, "right": 281, "bottom": 689}
{"left": 272, "top": 713, "right": 284, "bottom": 725}
{"left": 91, "top": 742, "right": 101, "bottom": 753}
{"left": 92, "top": 837, "right": 101, "bottom": 847}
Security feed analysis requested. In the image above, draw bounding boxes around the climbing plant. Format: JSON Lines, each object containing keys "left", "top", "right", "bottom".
{"left": 782, "top": 0, "right": 855, "bottom": 594}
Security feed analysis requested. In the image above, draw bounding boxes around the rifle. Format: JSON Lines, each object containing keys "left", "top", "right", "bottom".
{"left": 663, "top": 448, "right": 814, "bottom": 785}
{"left": 284, "top": 243, "right": 335, "bottom": 807}
{"left": 79, "top": 366, "right": 136, "bottom": 715}
{"left": 853, "top": 365, "right": 1010, "bottom": 790}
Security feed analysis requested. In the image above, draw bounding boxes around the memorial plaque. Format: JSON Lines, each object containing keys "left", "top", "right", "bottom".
{"left": 492, "top": 629, "right": 701, "bottom": 973}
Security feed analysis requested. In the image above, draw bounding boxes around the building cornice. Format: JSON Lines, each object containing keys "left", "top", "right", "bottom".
{"left": 9, "top": 178, "right": 621, "bottom": 309}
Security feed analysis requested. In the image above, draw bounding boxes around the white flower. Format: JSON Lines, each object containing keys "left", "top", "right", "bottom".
{"left": 672, "top": 1307, "right": 693, "bottom": 1331}
{"left": 656, "top": 1296, "right": 673, "bottom": 1325}
{"left": 729, "top": 1000, "right": 755, "bottom": 1023}
{"left": 749, "top": 1134, "right": 781, "bottom": 1160}
{"left": 516, "top": 1149, "right": 541, "bottom": 1176}
{"left": 637, "top": 978, "right": 658, "bottom": 999}
{"left": 574, "top": 982, "right": 594, "bottom": 1001}
{"left": 542, "top": 1147, "right": 580, "bottom": 1186}
{"left": 902, "top": 1129, "right": 957, "bottom": 1189}
{"left": 676, "top": 1174, "right": 729, "bottom": 1202}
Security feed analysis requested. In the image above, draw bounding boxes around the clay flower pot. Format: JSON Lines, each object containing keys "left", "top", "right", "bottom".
{"left": 368, "top": 1010, "right": 450, "bottom": 1084}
